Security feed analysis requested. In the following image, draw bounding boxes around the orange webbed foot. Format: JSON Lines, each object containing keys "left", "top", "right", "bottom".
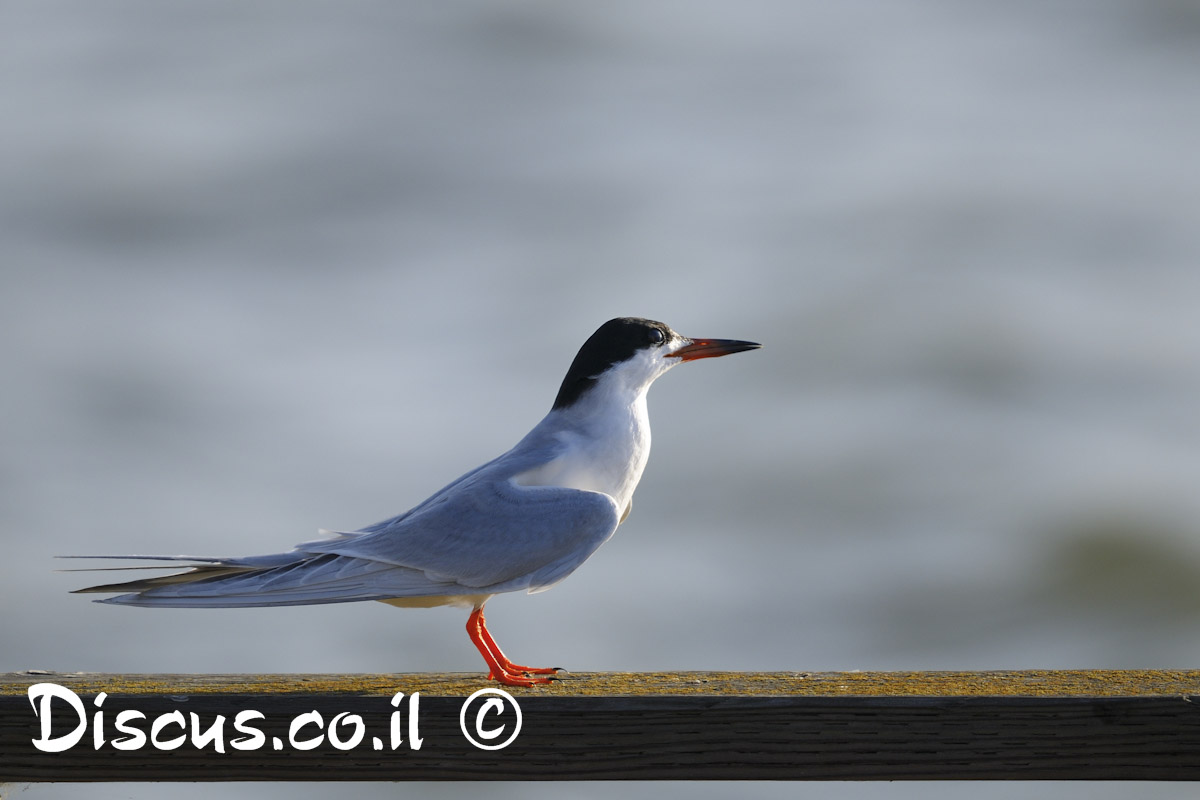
{"left": 468, "top": 606, "right": 562, "bottom": 687}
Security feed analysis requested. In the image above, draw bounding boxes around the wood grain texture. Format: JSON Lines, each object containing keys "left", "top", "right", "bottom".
{"left": 3, "top": 670, "right": 1199, "bottom": 781}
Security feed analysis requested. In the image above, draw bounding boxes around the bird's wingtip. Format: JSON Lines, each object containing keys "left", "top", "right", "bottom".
{"left": 89, "top": 593, "right": 131, "bottom": 604}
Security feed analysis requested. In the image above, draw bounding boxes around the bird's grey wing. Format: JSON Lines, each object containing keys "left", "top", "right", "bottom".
{"left": 305, "top": 479, "right": 622, "bottom": 593}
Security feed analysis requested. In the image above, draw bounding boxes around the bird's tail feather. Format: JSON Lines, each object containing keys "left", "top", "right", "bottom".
{"left": 63, "top": 552, "right": 466, "bottom": 608}
{"left": 71, "top": 564, "right": 256, "bottom": 595}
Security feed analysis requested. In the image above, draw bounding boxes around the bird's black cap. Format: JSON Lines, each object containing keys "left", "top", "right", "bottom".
{"left": 552, "top": 317, "right": 673, "bottom": 410}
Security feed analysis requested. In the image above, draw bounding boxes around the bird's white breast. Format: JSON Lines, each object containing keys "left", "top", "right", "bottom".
{"left": 512, "top": 393, "right": 652, "bottom": 516}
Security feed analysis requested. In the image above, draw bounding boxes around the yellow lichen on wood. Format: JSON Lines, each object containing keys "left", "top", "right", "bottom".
{"left": 3, "top": 669, "right": 1198, "bottom": 698}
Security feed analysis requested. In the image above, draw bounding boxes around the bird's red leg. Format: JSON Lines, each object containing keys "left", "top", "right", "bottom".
{"left": 466, "top": 606, "right": 557, "bottom": 686}
{"left": 476, "top": 608, "right": 559, "bottom": 675}
{"left": 466, "top": 607, "right": 509, "bottom": 682}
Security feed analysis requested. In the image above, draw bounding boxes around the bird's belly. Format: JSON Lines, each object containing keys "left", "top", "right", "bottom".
{"left": 378, "top": 594, "right": 491, "bottom": 610}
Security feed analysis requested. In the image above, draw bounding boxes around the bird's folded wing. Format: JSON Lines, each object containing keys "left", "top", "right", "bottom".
{"left": 304, "top": 479, "right": 621, "bottom": 592}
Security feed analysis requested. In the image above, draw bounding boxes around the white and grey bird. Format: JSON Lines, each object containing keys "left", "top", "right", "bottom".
{"left": 73, "top": 317, "right": 761, "bottom": 685}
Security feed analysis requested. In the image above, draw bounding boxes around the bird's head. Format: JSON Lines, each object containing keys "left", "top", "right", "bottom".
{"left": 552, "top": 317, "right": 761, "bottom": 411}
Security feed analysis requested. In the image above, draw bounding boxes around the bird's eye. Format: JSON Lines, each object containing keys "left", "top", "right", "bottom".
{"left": 649, "top": 329, "right": 665, "bottom": 345}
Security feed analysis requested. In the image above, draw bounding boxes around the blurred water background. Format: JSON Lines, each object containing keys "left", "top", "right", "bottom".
{"left": 3, "top": 1, "right": 1200, "bottom": 798}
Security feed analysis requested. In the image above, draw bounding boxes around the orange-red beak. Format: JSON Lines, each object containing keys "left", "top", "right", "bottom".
{"left": 668, "top": 337, "right": 762, "bottom": 362}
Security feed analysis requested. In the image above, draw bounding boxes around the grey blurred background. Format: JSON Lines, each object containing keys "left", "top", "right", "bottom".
{"left": 3, "top": 1, "right": 1200, "bottom": 798}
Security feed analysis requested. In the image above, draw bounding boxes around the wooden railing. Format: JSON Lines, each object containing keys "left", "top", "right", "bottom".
{"left": 3, "top": 670, "right": 1198, "bottom": 781}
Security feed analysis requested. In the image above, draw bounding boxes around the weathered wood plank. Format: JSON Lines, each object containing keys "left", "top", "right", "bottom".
{"left": 3, "top": 670, "right": 1198, "bottom": 781}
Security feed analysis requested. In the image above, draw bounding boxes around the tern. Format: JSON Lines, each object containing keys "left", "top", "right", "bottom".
{"left": 73, "top": 317, "right": 761, "bottom": 686}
